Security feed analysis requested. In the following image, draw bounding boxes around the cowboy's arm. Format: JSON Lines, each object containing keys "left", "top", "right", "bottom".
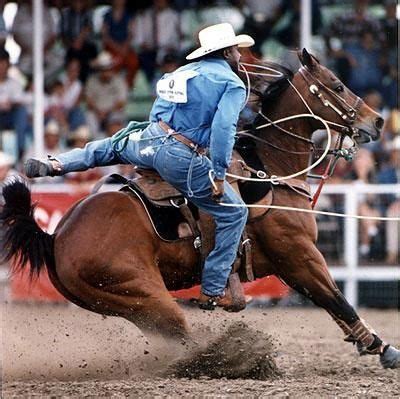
{"left": 209, "top": 84, "right": 246, "bottom": 181}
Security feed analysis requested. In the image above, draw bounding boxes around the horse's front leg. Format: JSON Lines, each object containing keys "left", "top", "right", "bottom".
{"left": 262, "top": 219, "right": 400, "bottom": 369}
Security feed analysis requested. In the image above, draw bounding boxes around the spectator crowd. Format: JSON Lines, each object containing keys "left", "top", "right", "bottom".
{"left": 0, "top": 0, "right": 398, "bottom": 263}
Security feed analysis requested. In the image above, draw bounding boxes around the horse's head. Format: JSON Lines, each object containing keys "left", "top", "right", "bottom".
{"left": 295, "top": 48, "right": 383, "bottom": 144}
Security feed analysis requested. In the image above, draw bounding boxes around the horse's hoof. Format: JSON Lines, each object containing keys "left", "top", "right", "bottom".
{"left": 380, "top": 345, "right": 400, "bottom": 369}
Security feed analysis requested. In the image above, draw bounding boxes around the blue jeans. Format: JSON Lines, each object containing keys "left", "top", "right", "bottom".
{"left": 56, "top": 122, "right": 248, "bottom": 296}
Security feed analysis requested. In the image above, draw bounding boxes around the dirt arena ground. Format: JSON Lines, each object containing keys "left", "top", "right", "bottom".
{"left": 1, "top": 303, "right": 399, "bottom": 398}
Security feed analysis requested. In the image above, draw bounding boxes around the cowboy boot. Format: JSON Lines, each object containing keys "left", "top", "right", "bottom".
{"left": 198, "top": 288, "right": 252, "bottom": 312}
{"left": 24, "top": 157, "right": 64, "bottom": 178}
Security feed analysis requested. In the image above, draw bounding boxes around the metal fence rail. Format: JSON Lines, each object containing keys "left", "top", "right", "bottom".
{"left": 315, "top": 184, "right": 399, "bottom": 307}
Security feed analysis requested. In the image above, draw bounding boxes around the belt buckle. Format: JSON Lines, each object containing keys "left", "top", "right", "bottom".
{"left": 167, "top": 128, "right": 174, "bottom": 136}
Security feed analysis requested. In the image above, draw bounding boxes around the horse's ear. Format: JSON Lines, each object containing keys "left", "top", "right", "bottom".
{"left": 298, "top": 48, "right": 318, "bottom": 71}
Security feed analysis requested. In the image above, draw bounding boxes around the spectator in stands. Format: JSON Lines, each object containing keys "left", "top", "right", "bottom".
{"left": 61, "top": 58, "right": 86, "bottom": 128}
{"left": 132, "top": 0, "right": 181, "bottom": 83}
{"left": 85, "top": 51, "right": 128, "bottom": 137}
{"left": 324, "top": 0, "right": 382, "bottom": 84}
{"left": 44, "top": 120, "right": 63, "bottom": 156}
{"left": 380, "top": 1, "right": 398, "bottom": 108}
{"left": 345, "top": 31, "right": 384, "bottom": 97}
{"left": 236, "top": 0, "right": 281, "bottom": 56}
{"left": 195, "top": 0, "right": 245, "bottom": 32}
{"left": 380, "top": 0, "right": 398, "bottom": 56}
{"left": 0, "top": 151, "right": 16, "bottom": 183}
{"left": 64, "top": 125, "right": 103, "bottom": 186}
{"left": 46, "top": 80, "right": 69, "bottom": 134}
{"left": 345, "top": 148, "right": 382, "bottom": 259}
{"left": 273, "top": 0, "right": 322, "bottom": 49}
{"left": 66, "top": 125, "right": 91, "bottom": 150}
{"left": 104, "top": 111, "right": 126, "bottom": 138}
{"left": 381, "top": 65, "right": 398, "bottom": 109}
{"left": 377, "top": 135, "right": 400, "bottom": 263}
{"left": 0, "top": 0, "right": 7, "bottom": 48}
{"left": 0, "top": 48, "right": 31, "bottom": 159}
{"left": 60, "top": 0, "right": 98, "bottom": 82}
{"left": 23, "top": 120, "right": 64, "bottom": 183}
{"left": 385, "top": 200, "right": 400, "bottom": 264}
{"left": 12, "top": 0, "right": 62, "bottom": 81}
{"left": 24, "top": 119, "right": 63, "bottom": 160}
{"left": 151, "top": 52, "right": 180, "bottom": 93}
{"left": 102, "top": 0, "right": 139, "bottom": 88}
{"left": 49, "top": 58, "right": 86, "bottom": 132}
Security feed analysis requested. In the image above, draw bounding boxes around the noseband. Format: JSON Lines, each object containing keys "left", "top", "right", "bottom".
{"left": 298, "top": 66, "right": 362, "bottom": 137}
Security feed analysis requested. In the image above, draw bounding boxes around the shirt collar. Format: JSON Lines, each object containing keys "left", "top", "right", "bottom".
{"left": 201, "top": 57, "right": 231, "bottom": 70}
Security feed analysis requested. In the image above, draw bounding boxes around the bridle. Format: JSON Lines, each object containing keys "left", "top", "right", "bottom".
{"left": 237, "top": 62, "right": 362, "bottom": 158}
{"left": 221, "top": 62, "right": 361, "bottom": 198}
{"left": 298, "top": 66, "right": 363, "bottom": 138}
{"left": 220, "top": 62, "right": 399, "bottom": 217}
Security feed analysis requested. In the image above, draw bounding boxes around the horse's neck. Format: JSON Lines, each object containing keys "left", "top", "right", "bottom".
{"left": 256, "top": 91, "right": 313, "bottom": 180}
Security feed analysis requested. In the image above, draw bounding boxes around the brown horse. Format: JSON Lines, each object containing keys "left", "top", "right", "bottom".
{"left": 1, "top": 49, "right": 399, "bottom": 369}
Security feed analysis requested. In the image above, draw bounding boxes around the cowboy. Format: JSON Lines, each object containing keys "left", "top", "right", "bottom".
{"left": 25, "top": 23, "right": 254, "bottom": 310}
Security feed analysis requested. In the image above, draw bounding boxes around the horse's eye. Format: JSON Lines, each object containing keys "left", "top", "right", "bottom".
{"left": 335, "top": 85, "right": 344, "bottom": 93}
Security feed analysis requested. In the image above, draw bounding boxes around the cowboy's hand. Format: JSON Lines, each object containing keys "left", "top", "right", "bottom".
{"left": 211, "top": 178, "right": 225, "bottom": 202}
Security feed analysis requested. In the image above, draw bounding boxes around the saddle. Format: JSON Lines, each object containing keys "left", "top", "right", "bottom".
{"left": 94, "top": 151, "right": 311, "bottom": 287}
{"left": 121, "top": 152, "right": 256, "bottom": 284}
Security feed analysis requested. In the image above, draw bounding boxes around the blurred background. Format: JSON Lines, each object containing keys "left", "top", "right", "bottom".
{"left": 0, "top": 0, "right": 398, "bottom": 307}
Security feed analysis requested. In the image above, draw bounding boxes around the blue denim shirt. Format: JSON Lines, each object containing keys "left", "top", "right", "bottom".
{"left": 150, "top": 58, "right": 246, "bottom": 179}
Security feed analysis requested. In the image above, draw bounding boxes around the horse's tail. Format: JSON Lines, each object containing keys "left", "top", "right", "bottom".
{"left": 0, "top": 179, "right": 55, "bottom": 277}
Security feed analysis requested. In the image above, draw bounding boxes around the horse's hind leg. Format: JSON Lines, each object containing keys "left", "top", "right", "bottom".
{"left": 55, "top": 250, "right": 190, "bottom": 340}
{"left": 273, "top": 239, "right": 399, "bottom": 368}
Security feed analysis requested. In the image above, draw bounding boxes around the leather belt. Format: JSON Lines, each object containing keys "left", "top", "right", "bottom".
{"left": 158, "top": 121, "right": 207, "bottom": 155}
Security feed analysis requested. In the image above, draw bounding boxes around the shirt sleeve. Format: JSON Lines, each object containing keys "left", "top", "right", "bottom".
{"left": 209, "top": 83, "right": 246, "bottom": 180}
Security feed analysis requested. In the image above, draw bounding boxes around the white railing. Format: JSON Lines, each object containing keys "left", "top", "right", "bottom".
{"left": 313, "top": 184, "right": 399, "bottom": 307}
{"left": 1, "top": 183, "right": 399, "bottom": 307}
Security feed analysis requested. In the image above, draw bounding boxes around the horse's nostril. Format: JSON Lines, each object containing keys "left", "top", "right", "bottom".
{"left": 375, "top": 117, "right": 384, "bottom": 131}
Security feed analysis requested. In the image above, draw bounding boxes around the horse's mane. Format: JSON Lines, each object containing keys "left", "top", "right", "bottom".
{"left": 244, "top": 59, "right": 294, "bottom": 108}
{"left": 248, "top": 59, "right": 294, "bottom": 85}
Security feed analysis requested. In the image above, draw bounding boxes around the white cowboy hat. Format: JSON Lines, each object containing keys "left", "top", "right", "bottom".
{"left": 186, "top": 23, "right": 254, "bottom": 60}
{"left": 71, "top": 125, "right": 91, "bottom": 141}
{"left": 45, "top": 119, "right": 60, "bottom": 136}
{"left": 91, "top": 51, "right": 115, "bottom": 70}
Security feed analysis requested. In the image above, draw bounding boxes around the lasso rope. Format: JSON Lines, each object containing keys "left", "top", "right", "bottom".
{"left": 226, "top": 113, "right": 332, "bottom": 183}
{"left": 217, "top": 63, "right": 400, "bottom": 222}
{"left": 231, "top": 63, "right": 334, "bottom": 183}
{"left": 219, "top": 202, "right": 400, "bottom": 221}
